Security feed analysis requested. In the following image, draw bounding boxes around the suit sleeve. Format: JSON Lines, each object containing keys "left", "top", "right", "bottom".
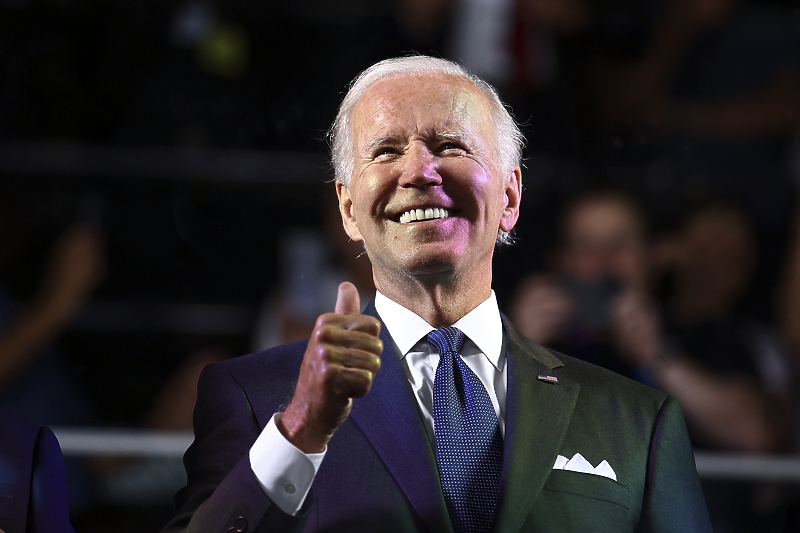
{"left": 161, "top": 363, "right": 314, "bottom": 533}
{"left": 28, "top": 426, "right": 76, "bottom": 533}
{"left": 637, "top": 396, "right": 713, "bottom": 533}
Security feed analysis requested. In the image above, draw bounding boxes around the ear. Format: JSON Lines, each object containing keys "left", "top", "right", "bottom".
{"left": 336, "top": 181, "right": 364, "bottom": 242}
{"left": 499, "top": 167, "right": 522, "bottom": 233}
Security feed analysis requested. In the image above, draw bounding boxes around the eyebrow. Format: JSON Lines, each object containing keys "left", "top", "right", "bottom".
{"left": 363, "top": 134, "right": 402, "bottom": 153}
{"left": 363, "top": 129, "right": 475, "bottom": 153}
{"left": 436, "top": 130, "right": 472, "bottom": 145}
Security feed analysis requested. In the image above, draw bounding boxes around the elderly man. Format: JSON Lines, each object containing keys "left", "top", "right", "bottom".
{"left": 162, "top": 56, "right": 711, "bottom": 533}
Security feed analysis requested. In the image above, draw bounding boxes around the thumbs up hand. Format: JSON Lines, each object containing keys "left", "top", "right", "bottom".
{"left": 278, "top": 282, "right": 383, "bottom": 453}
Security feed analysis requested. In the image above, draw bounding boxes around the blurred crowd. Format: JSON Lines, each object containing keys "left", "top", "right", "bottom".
{"left": 2, "top": 0, "right": 800, "bottom": 531}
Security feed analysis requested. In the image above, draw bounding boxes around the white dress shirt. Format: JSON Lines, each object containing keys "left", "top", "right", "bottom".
{"left": 375, "top": 290, "right": 507, "bottom": 444}
{"left": 249, "top": 290, "right": 507, "bottom": 515}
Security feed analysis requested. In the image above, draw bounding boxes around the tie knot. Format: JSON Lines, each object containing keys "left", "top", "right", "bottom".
{"left": 427, "top": 327, "right": 465, "bottom": 356}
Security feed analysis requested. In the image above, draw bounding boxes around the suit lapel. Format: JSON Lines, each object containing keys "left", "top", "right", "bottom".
{"left": 493, "top": 319, "right": 580, "bottom": 533}
{"left": 349, "top": 302, "right": 453, "bottom": 533}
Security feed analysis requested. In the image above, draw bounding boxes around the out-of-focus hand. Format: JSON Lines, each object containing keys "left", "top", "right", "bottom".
{"left": 278, "top": 282, "right": 383, "bottom": 453}
{"left": 39, "top": 225, "right": 106, "bottom": 319}
{"left": 610, "top": 289, "right": 663, "bottom": 366}
{"left": 510, "top": 275, "right": 574, "bottom": 345}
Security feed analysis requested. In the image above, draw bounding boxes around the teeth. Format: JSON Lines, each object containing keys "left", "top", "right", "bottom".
{"left": 399, "top": 208, "right": 450, "bottom": 224}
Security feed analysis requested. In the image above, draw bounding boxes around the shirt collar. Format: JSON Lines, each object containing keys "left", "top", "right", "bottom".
{"left": 374, "top": 290, "right": 504, "bottom": 370}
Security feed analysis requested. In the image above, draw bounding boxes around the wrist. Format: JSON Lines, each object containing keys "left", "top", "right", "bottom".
{"left": 278, "top": 404, "right": 338, "bottom": 454}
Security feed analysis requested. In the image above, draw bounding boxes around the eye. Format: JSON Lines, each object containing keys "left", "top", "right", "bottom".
{"left": 373, "top": 146, "right": 401, "bottom": 160}
{"left": 438, "top": 141, "right": 466, "bottom": 154}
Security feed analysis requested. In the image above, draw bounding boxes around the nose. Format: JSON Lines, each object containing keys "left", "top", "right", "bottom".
{"left": 398, "top": 142, "right": 442, "bottom": 188}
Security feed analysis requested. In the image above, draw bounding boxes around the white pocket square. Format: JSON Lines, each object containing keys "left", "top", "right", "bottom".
{"left": 553, "top": 453, "right": 617, "bottom": 481}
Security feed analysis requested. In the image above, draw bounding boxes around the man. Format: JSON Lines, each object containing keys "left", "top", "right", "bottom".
{"left": 162, "top": 56, "right": 712, "bottom": 533}
{"left": 511, "top": 191, "right": 788, "bottom": 451}
{"left": 509, "top": 190, "right": 649, "bottom": 361}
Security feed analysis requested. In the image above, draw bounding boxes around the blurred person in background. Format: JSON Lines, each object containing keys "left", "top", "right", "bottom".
{"left": 613, "top": 201, "right": 791, "bottom": 454}
{"left": 0, "top": 222, "right": 104, "bottom": 515}
{"left": 510, "top": 193, "right": 790, "bottom": 453}
{"left": 0, "top": 224, "right": 103, "bottom": 426}
{"left": 613, "top": 200, "right": 793, "bottom": 533}
{"left": 511, "top": 193, "right": 792, "bottom": 531}
{"left": 509, "top": 189, "right": 649, "bottom": 378}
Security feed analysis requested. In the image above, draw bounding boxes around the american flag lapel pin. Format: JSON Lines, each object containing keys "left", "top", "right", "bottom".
{"left": 537, "top": 375, "right": 558, "bottom": 384}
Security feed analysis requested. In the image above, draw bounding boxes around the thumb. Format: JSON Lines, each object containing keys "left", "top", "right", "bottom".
{"left": 334, "top": 281, "right": 360, "bottom": 315}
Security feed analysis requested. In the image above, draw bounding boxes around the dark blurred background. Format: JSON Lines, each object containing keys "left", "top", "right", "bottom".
{"left": 2, "top": 0, "right": 800, "bottom": 531}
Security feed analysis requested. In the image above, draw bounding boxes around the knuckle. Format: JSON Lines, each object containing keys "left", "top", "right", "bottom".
{"left": 318, "top": 361, "right": 342, "bottom": 386}
{"left": 312, "top": 324, "right": 328, "bottom": 343}
{"left": 316, "top": 345, "right": 338, "bottom": 364}
{"left": 363, "top": 317, "right": 381, "bottom": 335}
{"left": 314, "top": 313, "right": 339, "bottom": 331}
{"left": 313, "top": 323, "right": 339, "bottom": 344}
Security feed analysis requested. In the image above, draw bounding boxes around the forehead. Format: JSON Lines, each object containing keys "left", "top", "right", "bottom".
{"left": 350, "top": 73, "right": 494, "bottom": 144}
{"left": 568, "top": 199, "right": 643, "bottom": 240}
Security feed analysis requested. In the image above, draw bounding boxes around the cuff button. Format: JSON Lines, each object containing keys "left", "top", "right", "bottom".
{"left": 284, "top": 482, "right": 297, "bottom": 494}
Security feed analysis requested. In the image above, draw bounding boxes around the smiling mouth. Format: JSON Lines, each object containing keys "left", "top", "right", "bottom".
{"left": 398, "top": 207, "right": 451, "bottom": 224}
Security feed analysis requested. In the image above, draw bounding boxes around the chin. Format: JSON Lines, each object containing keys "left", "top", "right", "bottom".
{"left": 399, "top": 252, "right": 463, "bottom": 280}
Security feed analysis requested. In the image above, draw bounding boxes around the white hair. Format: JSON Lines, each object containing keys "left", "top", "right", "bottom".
{"left": 329, "top": 55, "right": 524, "bottom": 245}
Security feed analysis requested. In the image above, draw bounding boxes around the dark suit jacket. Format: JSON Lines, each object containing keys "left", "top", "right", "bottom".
{"left": 163, "top": 305, "right": 712, "bottom": 533}
{"left": 0, "top": 409, "right": 75, "bottom": 533}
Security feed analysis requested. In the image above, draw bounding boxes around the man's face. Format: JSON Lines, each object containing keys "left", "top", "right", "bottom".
{"left": 336, "top": 73, "right": 521, "bottom": 286}
{"left": 561, "top": 198, "right": 647, "bottom": 287}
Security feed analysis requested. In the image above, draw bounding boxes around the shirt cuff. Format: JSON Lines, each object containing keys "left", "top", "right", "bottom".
{"left": 249, "top": 413, "right": 326, "bottom": 515}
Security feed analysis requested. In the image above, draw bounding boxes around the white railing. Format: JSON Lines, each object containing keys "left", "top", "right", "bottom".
{"left": 52, "top": 428, "right": 800, "bottom": 482}
{"left": 54, "top": 428, "right": 193, "bottom": 457}
{"left": 693, "top": 451, "right": 800, "bottom": 482}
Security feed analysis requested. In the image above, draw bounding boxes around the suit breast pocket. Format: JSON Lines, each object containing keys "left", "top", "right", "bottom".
{"left": 543, "top": 469, "right": 629, "bottom": 510}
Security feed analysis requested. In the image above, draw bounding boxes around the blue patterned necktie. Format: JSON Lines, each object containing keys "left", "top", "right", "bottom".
{"left": 428, "top": 327, "right": 503, "bottom": 533}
